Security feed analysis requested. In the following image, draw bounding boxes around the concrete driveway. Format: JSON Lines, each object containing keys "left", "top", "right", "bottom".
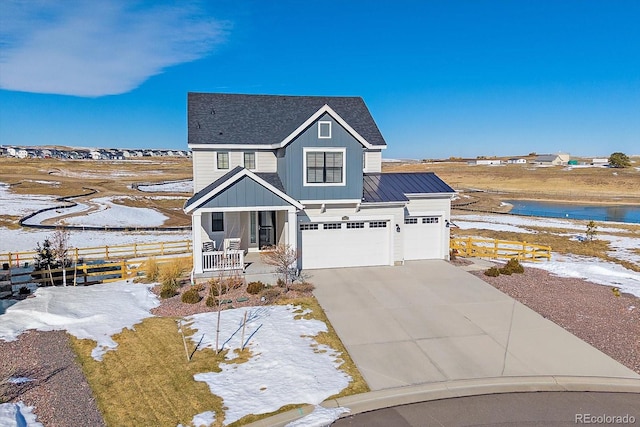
{"left": 310, "top": 260, "right": 638, "bottom": 391}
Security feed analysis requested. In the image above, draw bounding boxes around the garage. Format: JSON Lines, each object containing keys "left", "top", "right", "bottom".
{"left": 403, "top": 216, "right": 443, "bottom": 260}
{"left": 300, "top": 220, "right": 391, "bottom": 269}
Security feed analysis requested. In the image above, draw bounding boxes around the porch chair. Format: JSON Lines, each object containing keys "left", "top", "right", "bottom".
{"left": 202, "top": 241, "right": 216, "bottom": 252}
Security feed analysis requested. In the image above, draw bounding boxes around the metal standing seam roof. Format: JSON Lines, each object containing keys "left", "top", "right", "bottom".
{"left": 188, "top": 93, "right": 387, "bottom": 147}
{"left": 362, "top": 173, "right": 456, "bottom": 203}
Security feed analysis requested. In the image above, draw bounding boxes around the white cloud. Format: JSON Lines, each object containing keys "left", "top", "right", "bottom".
{"left": 0, "top": 1, "right": 229, "bottom": 97}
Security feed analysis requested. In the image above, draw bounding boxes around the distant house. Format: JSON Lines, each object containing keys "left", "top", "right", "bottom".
{"left": 508, "top": 158, "right": 527, "bottom": 164}
{"left": 534, "top": 153, "right": 570, "bottom": 166}
{"left": 6, "top": 147, "right": 17, "bottom": 157}
{"left": 592, "top": 158, "right": 608, "bottom": 166}
{"left": 467, "top": 159, "right": 502, "bottom": 166}
{"left": 17, "top": 149, "right": 29, "bottom": 159}
{"left": 90, "top": 150, "right": 102, "bottom": 160}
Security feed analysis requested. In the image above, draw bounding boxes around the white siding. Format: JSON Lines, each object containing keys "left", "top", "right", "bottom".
{"left": 364, "top": 150, "right": 382, "bottom": 173}
{"left": 192, "top": 150, "right": 220, "bottom": 192}
{"left": 256, "top": 151, "right": 277, "bottom": 172}
{"left": 405, "top": 196, "right": 452, "bottom": 260}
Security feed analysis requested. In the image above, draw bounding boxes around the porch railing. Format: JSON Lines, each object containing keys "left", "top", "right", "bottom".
{"left": 202, "top": 250, "right": 245, "bottom": 272}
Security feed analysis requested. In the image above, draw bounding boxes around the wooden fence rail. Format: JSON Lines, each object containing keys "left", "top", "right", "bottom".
{"left": 450, "top": 237, "right": 551, "bottom": 261}
{"left": 4, "top": 256, "right": 193, "bottom": 288}
{"left": 1, "top": 240, "right": 192, "bottom": 268}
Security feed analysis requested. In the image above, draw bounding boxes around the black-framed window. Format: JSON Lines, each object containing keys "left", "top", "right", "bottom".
{"left": 306, "top": 151, "right": 343, "bottom": 184}
{"left": 211, "top": 212, "right": 224, "bottom": 232}
{"left": 244, "top": 152, "right": 256, "bottom": 169}
{"left": 217, "top": 152, "right": 229, "bottom": 169}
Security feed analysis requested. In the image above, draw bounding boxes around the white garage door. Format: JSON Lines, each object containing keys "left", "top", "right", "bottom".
{"left": 403, "top": 216, "right": 443, "bottom": 260}
{"left": 300, "top": 220, "right": 391, "bottom": 269}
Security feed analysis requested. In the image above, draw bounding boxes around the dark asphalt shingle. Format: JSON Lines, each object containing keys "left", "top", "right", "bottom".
{"left": 188, "top": 93, "right": 387, "bottom": 147}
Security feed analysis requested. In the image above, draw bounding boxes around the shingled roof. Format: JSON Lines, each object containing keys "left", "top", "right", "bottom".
{"left": 188, "top": 93, "right": 387, "bottom": 147}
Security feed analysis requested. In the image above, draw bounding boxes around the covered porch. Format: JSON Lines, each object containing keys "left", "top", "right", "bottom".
{"left": 192, "top": 207, "right": 298, "bottom": 274}
{"left": 184, "top": 167, "right": 305, "bottom": 275}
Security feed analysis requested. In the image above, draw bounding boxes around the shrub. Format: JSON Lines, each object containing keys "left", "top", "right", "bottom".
{"left": 226, "top": 275, "right": 245, "bottom": 290}
{"left": 289, "top": 282, "right": 315, "bottom": 293}
{"left": 498, "top": 267, "right": 513, "bottom": 275}
{"left": 18, "top": 286, "right": 31, "bottom": 295}
{"left": 246, "top": 281, "right": 265, "bottom": 295}
{"left": 192, "top": 283, "right": 205, "bottom": 292}
{"left": 159, "top": 285, "right": 177, "bottom": 299}
{"left": 205, "top": 294, "right": 216, "bottom": 307}
{"left": 484, "top": 266, "right": 500, "bottom": 277}
{"left": 504, "top": 258, "right": 525, "bottom": 274}
{"left": 208, "top": 279, "right": 229, "bottom": 297}
{"left": 276, "top": 278, "right": 285, "bottom": 287}
{"left": 143, "top": 257, "right": 160, "bottom": 282}
{"left": 181, "top": 288, "right": 201, "bottom": 304}
{"left": 260, "top": 287, "right": 283, "bottom": 303}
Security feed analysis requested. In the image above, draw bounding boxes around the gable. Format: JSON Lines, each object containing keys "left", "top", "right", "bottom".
{"left": 188, "top": 93, "right": 387, "bottom": 149}
{"left": 196, "top": 176, "right": 294, "bottom": 209}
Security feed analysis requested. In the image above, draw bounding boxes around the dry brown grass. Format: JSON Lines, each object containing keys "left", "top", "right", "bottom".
{"left": 70, "top": 317, "right": 225, "bottom": 427}
{"left": 0, "top": 157, "right": 192, "bottom": 226}
{"left": 385, "top": 162, "right": 640, "bottom": 203}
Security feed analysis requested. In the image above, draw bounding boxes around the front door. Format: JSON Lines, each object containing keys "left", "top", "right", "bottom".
{"left": 258, "top": 211, "right": 276, "bottom": 249}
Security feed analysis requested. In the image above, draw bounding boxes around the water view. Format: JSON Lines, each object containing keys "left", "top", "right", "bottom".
{"left": 505, "top": 200, "right": 640, "bottom": 224}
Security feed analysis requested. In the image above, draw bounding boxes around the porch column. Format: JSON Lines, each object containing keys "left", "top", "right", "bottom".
{"left": 192, "top": 212, "right": 203, "bottom": 274}
{"left": 287, "top": 208, "right": 297, "bottom": 262}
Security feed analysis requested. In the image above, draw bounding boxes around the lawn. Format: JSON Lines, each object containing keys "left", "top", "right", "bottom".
{"left": 70, "top": 297, "right": 367, "bottom": 427}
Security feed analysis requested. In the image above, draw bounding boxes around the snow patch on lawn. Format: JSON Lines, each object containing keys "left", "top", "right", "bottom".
{"left": 137, "top": 180, "right": 193, "bottom": 193}
{"left": 0, "top": 183, "right": 59, "bottom": 217}
{"left": 0, "top": 281, "right": 159, "bottom": 360}
{"left": 0, "top": 226, "right": 190, "bottom": 253}
{"left": 0, "top": 401, "right": 43, "bottom": 427}
{"left": 61, "top": 196, "right": 168, "bottom": 227}
{"left": 185, "top": 306, "right": 351, "bottom": 425}
{"left": 285, "top": 406, "right": 350, "bottom": 427}
{"left": 524, "top": 253, "right": 640, "bottom": 298}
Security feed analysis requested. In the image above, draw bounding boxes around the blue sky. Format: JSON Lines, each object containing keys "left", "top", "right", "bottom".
{"left": 1, "top": 0, "right": 638, "bottom": 159}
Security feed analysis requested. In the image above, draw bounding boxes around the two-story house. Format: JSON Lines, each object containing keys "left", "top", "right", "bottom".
{"left": 184, "top": 93, "right": 456, "bottom": 275}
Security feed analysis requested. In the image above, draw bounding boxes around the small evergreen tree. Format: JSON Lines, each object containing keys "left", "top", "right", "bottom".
{"left": 585, "top": 220, "right": 598, "bottom": 242}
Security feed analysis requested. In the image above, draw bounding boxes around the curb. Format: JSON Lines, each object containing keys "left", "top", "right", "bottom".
{"left": 243, "top": 375, "right": 640, "bottom": 427}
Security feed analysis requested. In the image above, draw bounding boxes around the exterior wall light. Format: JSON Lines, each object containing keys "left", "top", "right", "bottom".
{"left": 396, "top": 224, "right": 401, "bottom": 232}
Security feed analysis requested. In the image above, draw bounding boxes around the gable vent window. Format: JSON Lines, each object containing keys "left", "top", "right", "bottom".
{"left": 244, "top": 152, "right": 256, "bottom": 170}
{"left": 346, "top": 222, "right": 365, "bottom": 229}
{"left": 306, "top": 151, "right": 344, "bottom": 184}
{"left": 318, "top": 121, "right": 332, "bottom": 139}
{"left": 217, "top": 152, "right": 229, "bottom": 169}
{"left": 299, "top": 223, "right": 319, "bottom": 231}
{"left": 369, "top": 221, "right": 387, "bottom": 228}
{"left": 423, "top": 217, "right": 439, "bottom": 224}
{"left": 404, "top": 218, "right": 418, "bottom": 224}
{"left": 323, "top": 223, "right": 342, "bottom": 230}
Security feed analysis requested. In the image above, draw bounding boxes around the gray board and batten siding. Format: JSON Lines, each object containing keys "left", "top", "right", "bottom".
{"left": 190, "top": 175, "right": 294, "bottom": 209}
{"left": 277, "top": 113, "right": 364, "bottom": 201}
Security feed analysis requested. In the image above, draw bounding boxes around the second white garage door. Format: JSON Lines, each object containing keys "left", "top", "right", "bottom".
{"left": 403, "top": 216, "right": 443, "bottom": 260}
{"left": 300, "top": 220, "right": 391, "bottom": 269}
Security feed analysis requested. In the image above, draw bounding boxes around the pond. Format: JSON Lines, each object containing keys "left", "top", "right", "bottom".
{"left": 504, "top": 200, "right": 640, "bottom": 224}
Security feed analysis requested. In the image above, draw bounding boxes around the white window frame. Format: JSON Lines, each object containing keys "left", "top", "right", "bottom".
{"left": 303, "top": 147, "right": 346, "bottom": 187}
{"left": 318, "top": 121, "right": 332, "bottom": 139}
{"left": 217, "top": 152, "right": 229, "bottom": 170}
{"left": 244, "top": 152, "right": 256, "bottom": 170}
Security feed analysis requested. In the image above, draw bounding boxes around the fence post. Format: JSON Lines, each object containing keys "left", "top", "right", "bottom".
{"left": 120, "top": 260, "right": 126, "bottom": 280}
{"left": 105, "top": 245, "right": 109, "bottom": 259}
{"left": 522, "top": 241, "right": 526, "bottom": 260}
{"left": 8, "top": 252, "right": 12, "bottom": 268}
{"left": 75, "top": 248, "right": 79, "bottom": 264}
{"left": 161, "top": 242, "right": 165, "bottom": 256}
{"left": 134, "top": 243, "right": 138, "bottom": 258}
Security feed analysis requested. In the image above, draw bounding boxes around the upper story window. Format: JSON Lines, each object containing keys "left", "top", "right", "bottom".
{"left": 304, "top": 148, "right": 345, "bottom": 186}
{"left": 244, "top": 152, "right": 256, "bottom": 170}
{"left": 318, "top": 121, "right": 332, "bottom": 139}
{"left": 217, "top": 152, "right": 229, "bottom": 169}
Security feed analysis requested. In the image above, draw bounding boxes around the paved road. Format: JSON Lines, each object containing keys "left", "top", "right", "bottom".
{"left": 310, "top": 260, "right": 638, "bottom": 390}
{"left": 333, "top": 391, "right": 640, "bottom": 426}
